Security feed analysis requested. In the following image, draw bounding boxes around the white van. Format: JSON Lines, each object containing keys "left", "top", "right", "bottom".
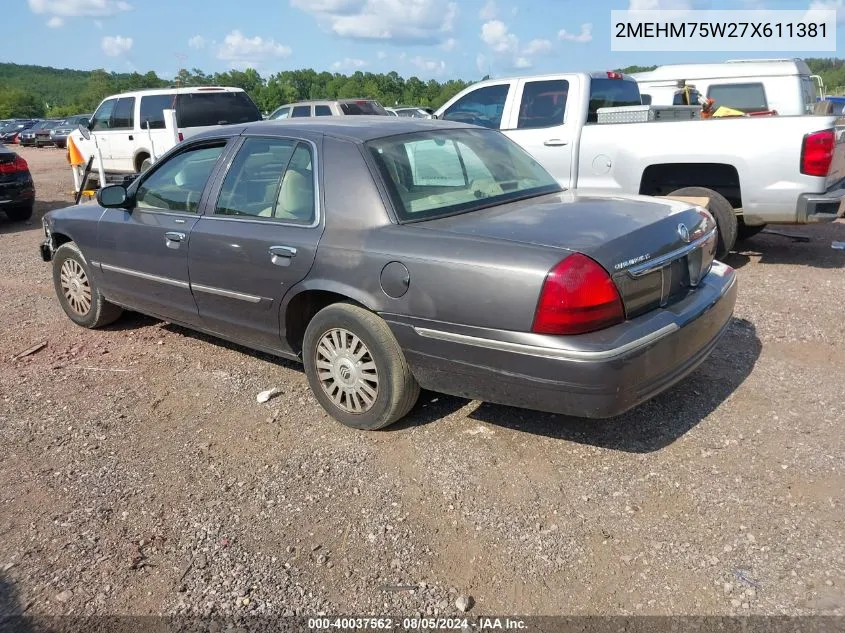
{"left": 631, "top": 58, "right": 824, "bottom": 115}
{"left": 70, "top": 86, "right": 262, "bottom": 175}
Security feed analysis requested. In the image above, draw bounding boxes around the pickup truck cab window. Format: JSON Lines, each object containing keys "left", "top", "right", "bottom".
{"left": 135, "top": 143, "right": 225, "bottom": 214}
{"left": 706, "top": 82, "right": 768, "bottom": 113}
{"left": 441, "top": 84, "right": 509, "bottom": 129}
{"left": 215, "top": 137, "right": 316, "bottom": 224}
{"left": 517, "top": 80, "right": 568, "bottom": 129}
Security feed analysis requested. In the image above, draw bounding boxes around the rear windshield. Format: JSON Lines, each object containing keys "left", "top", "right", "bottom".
{"left": 340, "top": 101, "right": 388, "bottom": 115}
{"left": 587, "top": 78, "right": 643, "bottom": 123}
{"left": 366, "top": 128, "right": 561, "bottom": 223}
{"left": 175, "top": 91, "right": 262, "bottom": 128}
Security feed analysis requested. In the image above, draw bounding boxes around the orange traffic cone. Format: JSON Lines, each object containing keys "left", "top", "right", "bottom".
{"left": 67, "top": 135, "right": 85, "bottom": 166}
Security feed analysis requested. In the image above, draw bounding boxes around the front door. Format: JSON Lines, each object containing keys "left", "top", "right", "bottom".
{"left": 107, "top": 96, "right": 137, "bottom": 172}
{"left": 188, "top": 135, "right": 323, "bottom": 350}
{"left": 503, "top": 78, "right": 575, "bottom": 187}
{"left": 96, "top": 139, "right": 229, "bottom": 323}
{"left": 87, "top": 97, "right": 117, "bottom": 170}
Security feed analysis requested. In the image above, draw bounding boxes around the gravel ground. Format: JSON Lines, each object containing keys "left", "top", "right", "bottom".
{"left": 1, "top": 145, "right": 844, "bottom": 620}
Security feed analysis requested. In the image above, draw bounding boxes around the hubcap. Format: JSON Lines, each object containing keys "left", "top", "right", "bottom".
{"left": 60, "top": 258, "right": 92, "bottom": 315}
{"left": 315, "top": 328, "right": 379, "bottom": 414}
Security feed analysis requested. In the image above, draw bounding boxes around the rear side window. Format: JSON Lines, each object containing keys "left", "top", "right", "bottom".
{"left": 587, "top": 78, "right": 642, "bottom": 123}
{"left": 112, "top": 97, "right": 135, "bottom": 129}
{"left": 140, "top": 94, "right": 175, "bottom": 130}
{"left": 314, "top": 105, "right": 332, "bottom": 116}
{"left": 339, "top": 101, "right": 387, "bottom": 115}
{"left": 517, "top": 80, "right": 568, "bottom": 129}
{"left": 707, "top": 83, "right": 768, "bottom": 113}
{"left": 292, "top": 106, "right": 311, "bottom": 118}
{"left": 175, "top": 91, "right": 262, "bottom": 127}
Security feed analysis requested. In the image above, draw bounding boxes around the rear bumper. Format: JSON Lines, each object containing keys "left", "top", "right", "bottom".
{"left": 386, "top": 261, "right": 738, "bottom": 419}
{"left": 796, "top": 182, "right": 845, "bottom": 223}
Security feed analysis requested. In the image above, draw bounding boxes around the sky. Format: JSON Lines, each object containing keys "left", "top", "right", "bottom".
{"left": 1, "top": 0, "right": 843, "bottom": 81}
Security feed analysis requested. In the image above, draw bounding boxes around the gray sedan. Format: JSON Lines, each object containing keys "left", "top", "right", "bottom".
{"left": 39, "top": 117, "right": 738, "bottom": 430}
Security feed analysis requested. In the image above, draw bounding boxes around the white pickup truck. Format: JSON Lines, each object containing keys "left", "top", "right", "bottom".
{"left": 434, "top": 71, "right": 845, "bottom": 258}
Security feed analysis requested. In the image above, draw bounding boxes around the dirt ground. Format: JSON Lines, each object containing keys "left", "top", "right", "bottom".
{"left": 1, "top": 145, "right": 844, "bottom": 620}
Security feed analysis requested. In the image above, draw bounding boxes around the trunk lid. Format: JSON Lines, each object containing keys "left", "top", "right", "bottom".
{"left": 416, "top": 191, "right": 718, "bottom": 318}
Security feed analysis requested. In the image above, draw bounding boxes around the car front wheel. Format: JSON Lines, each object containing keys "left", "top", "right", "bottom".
{"left": 52, "top": 242, "right": 123, "bottom": 328}
{"left": 302, "top": 303, "right": 420, "bottom": 430}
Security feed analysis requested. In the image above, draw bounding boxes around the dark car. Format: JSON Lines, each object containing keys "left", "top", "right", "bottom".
{"left": 0, "top": 119, "right": 37, "bottom": 144}
{"left": 51, "top": 114, "right": 92, "bottom": 149}
{"left": 0, "top": 145, "right": 35, "bottom": 221}
{"left": 34, "top": 119, "right": 61, "bottom": 147}
{"left": 19, "top": 120, "right": 49, "bottom": 147}
{"left": 39, "top": 118, "right": 737, "bottom": 430}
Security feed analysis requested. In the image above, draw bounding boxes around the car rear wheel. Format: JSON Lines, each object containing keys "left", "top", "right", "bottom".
{"left": 4, "top": 203, "right": 33, "bottom": 222}
{"left": 52, "top": 242, "right": 123, "bottom": 329}
{"left": 668, "top": 186, "right": 737, "bottom": 260}
{"left": 302, "top": 303, "right": 420, "bottom": 430}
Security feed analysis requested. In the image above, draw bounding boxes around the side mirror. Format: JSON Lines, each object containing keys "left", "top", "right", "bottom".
{"left": 77, "top": 124, "right": 91, "bottom": 140}
{"left": 97, "top": 185, "right": 129, "bottom": 209}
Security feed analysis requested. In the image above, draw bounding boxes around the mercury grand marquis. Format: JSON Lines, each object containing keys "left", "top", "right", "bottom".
{"left": 40, "top": 117, "right": 738, "bottom": 430}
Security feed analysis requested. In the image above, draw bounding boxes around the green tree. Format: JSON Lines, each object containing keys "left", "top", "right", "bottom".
{"left": 0, "top": 87, "right": 45, "bottom": 118}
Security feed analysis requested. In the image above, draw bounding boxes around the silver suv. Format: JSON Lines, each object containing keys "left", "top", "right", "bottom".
{"left": 267, "top": 99, "right": 388, "bottom": 119}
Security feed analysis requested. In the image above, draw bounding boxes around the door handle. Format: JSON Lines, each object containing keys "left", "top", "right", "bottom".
{"left": 543, "top": 139, "right": 569, "bottom": 147}
{"left": 165, "top": 231, "right": 186, "bottom": 242}
{"left": 269, "top": 245, "right": 297, "bottom": 258}
{"left": 128, "top": 135, "right": 134, "bottom": 141}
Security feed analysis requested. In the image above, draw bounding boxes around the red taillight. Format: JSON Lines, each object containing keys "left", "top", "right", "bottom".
{"left": 0, "top": 156, "right": 28, "bottom": 174}
{"left": 178, "top": 132, "right": 184, "bottom": 142}
{"left": 532, "top": 253, "right": 624, "bottom": 336}
{"left": 606, "top": 71, "right": 623, "bottom": 79}
{"left": 801, "top": 129, "right": 835, "bottom": 177}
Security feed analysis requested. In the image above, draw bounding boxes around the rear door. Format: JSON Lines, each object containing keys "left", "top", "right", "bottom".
{"left": 187, "top": 135, "right": 323, "bottom": 350}
{"left": 95, "top": 138, "right": 231, "bottom": 323}
{"left": 503, "top": 76, "right": 576, "bottom": 187}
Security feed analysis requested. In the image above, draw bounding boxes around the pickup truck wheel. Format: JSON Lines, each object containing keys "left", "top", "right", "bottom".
{"left": 668, "top": 186, "right": 737, "bottom": 259}
{"left": 4, "top": 203, "right": 33, "bottom": 222}
{"left": 302, "top": 303, "right": 420, "bottom": 431}
{"left": 737, "top": 221, "right": 766, "bottom": 241}
{"left": 52, "top": 242, "right": 123, "bottom": 329}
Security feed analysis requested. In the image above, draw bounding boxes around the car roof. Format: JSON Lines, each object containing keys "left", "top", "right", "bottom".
{"left": 193, "top": 116, "right": 477, "bottom": 143}
{"left": 102, "top": 86, "right": 246, "bottom": 100}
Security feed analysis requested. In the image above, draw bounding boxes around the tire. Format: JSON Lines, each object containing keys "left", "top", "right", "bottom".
{"left": 668, "top": 186, "right": 738, "bottom": 260}
{"left": 302, "top": 302, "right": 420, "bottom": 430}
{"left": 5, "top": 203, "right": 33, "bottom": 222}
{"left": 52, "top": 242, "right": 123, "bottom": 329}
{"left": 737, "top": 221, "right": 766, "bottom": 241}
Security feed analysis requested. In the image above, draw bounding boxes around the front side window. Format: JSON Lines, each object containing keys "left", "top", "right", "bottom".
{"left": 112, "top": 97, "right": 135, "bottom": 130}
{"left": 215, "top": 137, "right": 315, "bottom": 224}
{"left": 271, "top": 106, "right": 291, "bottom": 119}
{"left": 707, "top": 83, "right": 768, "bottom": 113}
{"left": 517, "top": 80, "right": 568, "bottom": 129}
{"left": 367, "top": 128, "right": 561, "bottom": 222}
{"left": 135, "top": 143, "right": 225, "bottom": 213}
{"left": 441, "top": 84, "right": 510, "bottom": 129}
{"left": 140, "top": 94, "right": 175, "bottom": 130}
{"left": 90, "top": 99, "right": 117, "bottom": 131}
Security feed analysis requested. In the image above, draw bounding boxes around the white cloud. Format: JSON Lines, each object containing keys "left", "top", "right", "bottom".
{"left": 47, "top": 16, "right": 63, "bottom": 27}
{"left": 558, "top": 23, "right": 592, "bottom": 43}
{"left": 291, "top": 0, "right": 457, "bottom": 45}
{"left": 480, "top": 20, "right": 555, "bottom": 69}
{"left": 410, "top": 56, "right": 447, "bottom": 75}
{"left": 479, "top": 0, "right": 497, "bottom": 20}
{"left": 28, "top": 0, "right": 131, "bottom": 20}
{"left": 101, "top": 34, "right": 132, "bottom": 56}
{"left": 523, "top": 38, "right": 553, "bottom": 55}
{"left": 217, "top": 30, "right": 292, "bottom": 62}
{"left": 188, "top": 35, "right": 206, "bottom": 49}
{"left": 331, "top": 57, "right": 367, "bottom": 69}
{"left": 440, "top": 37, "right": 457, "bottom": 51}
{"left": 807, "top": 0, "right": 845, "bottom": 23}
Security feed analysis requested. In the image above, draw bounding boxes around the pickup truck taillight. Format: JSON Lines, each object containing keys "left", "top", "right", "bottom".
{"left": 801, "top": 129, "right": 835, "bottom": 177}
{"left": 532, "top": 254, "right": 624, "bottom": 335}
{"left": 0, "top": 156, "right": 28, "bottom": 174}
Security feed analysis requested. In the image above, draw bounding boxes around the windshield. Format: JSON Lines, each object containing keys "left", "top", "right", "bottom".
{"left": 366, "top": 128, "right": 562, "bottom": 223}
